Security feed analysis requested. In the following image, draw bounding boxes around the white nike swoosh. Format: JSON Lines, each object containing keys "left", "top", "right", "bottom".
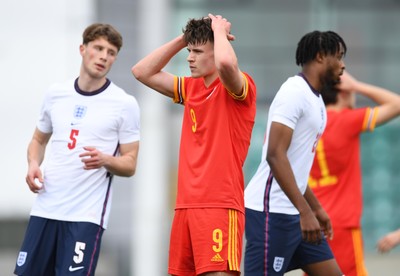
{"left": 69, "top": 265, "right": 84, "bottom": 272}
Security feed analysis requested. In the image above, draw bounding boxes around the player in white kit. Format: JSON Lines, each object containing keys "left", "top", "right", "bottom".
{"left": 244, "top": 31, "right": 346, "bottom": 276}
{"left": 14, "top": 23, "right": 140, "bottom": 276}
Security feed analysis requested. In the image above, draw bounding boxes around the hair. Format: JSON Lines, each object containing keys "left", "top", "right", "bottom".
{"left": 82, "top": 23, "right": 123, "bottom": 52}
{"left": 295, "top": 30, "right": 347, "bottom": 66}
{"left": 182, "top": 17, "right": 213, "bottom": 45}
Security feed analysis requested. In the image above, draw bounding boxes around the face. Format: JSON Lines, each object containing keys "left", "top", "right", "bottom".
{"left": 340, "top": 90, "right": 356, "bottom": 108}
{"left": 186, "top": 41, "right": 217, "bottom": 81}
{"left": 80, "top": 37, "right": 118, "bottom": 80}
{"left": 322, "top": 44, "right": 346, "bottom": 88}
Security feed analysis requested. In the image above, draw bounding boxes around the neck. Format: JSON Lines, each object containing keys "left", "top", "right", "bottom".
{"left": 77, "top": 73, "right": 107, "bottom": 93}
{"left": 203, "top": 72, "right": 219, "bottom": 88}
{"left": 301, "top": 66, "right": 322, "bottom": 91}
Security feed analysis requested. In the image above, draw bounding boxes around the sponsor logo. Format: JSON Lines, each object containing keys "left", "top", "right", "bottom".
{"left": 211, "top": 253, "right": 224, "bottom": 262}
{"left": 17, "top": 251, "right": 27, "bottom": 266}
{"left": 273, "top": 256, "right": 284, "bottom": 272}
{"left": 69, "top": 265, "right": 84, "bottom": 272}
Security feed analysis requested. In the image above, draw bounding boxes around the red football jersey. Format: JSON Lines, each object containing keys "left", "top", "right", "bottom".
{"left": 309, "top": 107, "right": 378, "bottom": 228}
{"left": 172, "top": 73, "right": 256, "bottom": 213}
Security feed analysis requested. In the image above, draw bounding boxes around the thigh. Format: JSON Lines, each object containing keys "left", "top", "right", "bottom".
{"left": 14, "top": 216, "right": 58, "bottom": 276}
{"left": 293, "top": 235, "right": 341, "bottom": 276}
{"left": 168, "top": 209, "right": 196, "bottom": 276}
{"left": 244, "top": 208, "right": 267, "bottom": 276}
{"left": 245, "top": 210, "right": 302, "bottom": 276}
{"left": 266, "top": 213, "right": 303, "bottom": 275}
{"left": 191, "top": 209, "right": 244, "bottom": 275}
{"left": 169, "top": 209, "right": 244, "bottom": 276}
{"left": 57, "top": 221, "right": 104, "bottom": 276}
{"left": 328, "top": 227, "right": 367, "bottom": 276}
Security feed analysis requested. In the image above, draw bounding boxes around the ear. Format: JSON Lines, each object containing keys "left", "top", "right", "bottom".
{"left": 79, "top": 44, "right": 85, "bottom": 56}
{"left": 316, "top": 51, "right": 325, "bottom": 63}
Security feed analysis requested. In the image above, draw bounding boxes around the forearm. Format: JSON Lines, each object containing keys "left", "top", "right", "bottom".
{"left": 103, "top": 155, "right": 137, "bottom": 177}
{"left": 355, "top": 81, "right": 400, "bottom": 105}
{"left": 268, "top": 155, "right": 312, "bottom": 215}
{"left": 212, "top": 21, "right": 243, "bottom": 95}
{"left": 213, "top": 28, "right": 238, "bottom": 73}
{"left": 132, "top": 35, "right": 186, "bottom": 81}
{"left": 303, "top": 185, "right": 323, "bottom": 212}
{"left": 27, "top": 140, "right": 46, "bottom": 168}
{"left": 103, "top": 142, "right": 139, "bottom": 177}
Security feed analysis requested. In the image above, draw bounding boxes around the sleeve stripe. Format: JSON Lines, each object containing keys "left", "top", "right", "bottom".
{"left": 227, "top": 73, "right": 248, "bottom": 101}
{"left": 173, "top": 77, "right": 185, "bottom": 104}
{"left": 362, "top": 107, "right": 378, "bottom": 131}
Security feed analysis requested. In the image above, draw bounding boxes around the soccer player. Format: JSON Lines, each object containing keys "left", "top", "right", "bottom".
{"left": 377, "top": 228, "right": 400, "bottom": 253}
{"left": 308, "top": 71, "right": 400, "bottom": 276}
{"left": 14, "top": 23, "right": 140, "bottom": 276}
{"left": 244, "top": 30, "right": 346, "bottom": 276}
{"left": 132, "top": 14, "right": 256, "bottom": 276}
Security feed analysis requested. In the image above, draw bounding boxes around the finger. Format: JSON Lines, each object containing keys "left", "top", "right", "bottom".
{"left": 302, "top": 230, "right": 307, "bottom": 241}
{"left": 227, "top": 34, "right": 236, "bottom": 41}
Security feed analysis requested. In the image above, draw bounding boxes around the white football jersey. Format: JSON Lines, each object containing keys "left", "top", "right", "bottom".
{"left": 245, "top": 75, "right": 326, "bottom": 214}
{"left": 31, "top": 78, "right": 140, "bottom": 229}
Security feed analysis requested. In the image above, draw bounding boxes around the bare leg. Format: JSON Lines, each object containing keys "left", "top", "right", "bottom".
{"left": 200, "top": 272, "right": 239, "bottom": 276}
{"left": 302, "top": 259, "right": 343, "bottom": 276}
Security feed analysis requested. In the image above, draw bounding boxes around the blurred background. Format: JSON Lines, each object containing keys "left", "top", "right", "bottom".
{"left": 1, "top": 0, "right": 399, "bottom": 275}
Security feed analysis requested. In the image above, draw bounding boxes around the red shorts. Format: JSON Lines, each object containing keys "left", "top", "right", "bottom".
{"left": 168, "top": 208, "right": 244, "bottom": 276}
{"left": 327, "top": 227, "right": 368, "bottom": 276}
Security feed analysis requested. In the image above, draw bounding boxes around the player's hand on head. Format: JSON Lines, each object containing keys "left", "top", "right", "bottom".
{"left": 336, "top": 71, "right": 358, "bottom": 93}
{"left": 208, "top": 13, "right": 235, "bottom": 41}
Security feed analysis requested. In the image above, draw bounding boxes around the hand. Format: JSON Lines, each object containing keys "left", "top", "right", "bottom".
{"left": 336, "top": 71, "right": 359, "bottom": 93}
{"left": 79, "top": 146, "right": 107, "bottom": 170}
{"left": 208, "top": 13, "right": 236, "bottom": 41}
{"left": 314, "top": 207, "right": 333, "bottom": 240}
{"left": 299, "top": 209, "right": 323, "bottom": 244}
{"left": 25, "top": 166, "right": 44, "bottom": 193}
{"left": 377, "top": 230, "right": 400, "bottom": 253}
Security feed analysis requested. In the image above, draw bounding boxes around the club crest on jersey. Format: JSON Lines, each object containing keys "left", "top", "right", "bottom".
{"left": 17, "top": 251, "right": 27, "bottom": 266}
{"left": 273, "top": 256, "right": 285, "bottom": 272}
{"left": 73, "top": 105, "right": 87, "bottom": 119}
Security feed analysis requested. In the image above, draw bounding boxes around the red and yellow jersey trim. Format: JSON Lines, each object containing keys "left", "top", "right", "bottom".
{"left": 173, "top": 76, "right": 186, "bottom": 104}
{"left": 227, "top": 73, "right": 249, "bottom": 101}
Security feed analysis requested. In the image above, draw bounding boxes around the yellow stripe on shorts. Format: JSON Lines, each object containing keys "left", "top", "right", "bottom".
{"left": 228, "top": 209, "right": 239, "bottom": 271}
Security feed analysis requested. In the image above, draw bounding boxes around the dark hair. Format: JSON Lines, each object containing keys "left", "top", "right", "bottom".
{"left": 182, "top": 17, "right": 214, "bottom": 45}
{"left": 82, "top": 23, "right": 123, "bottom": 52}
{"left": 295, "top": 30, "right": 346, "bottom": 66}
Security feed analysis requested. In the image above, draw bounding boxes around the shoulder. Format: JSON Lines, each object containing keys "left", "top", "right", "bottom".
{"left": 108, "top": 82, "right": 140, "bottom": 110}
{"left": 274, "top": 75, "right": 308, "bottom": 102}
{"left": 47, "top": 78, "right": 74, "bottom": 92}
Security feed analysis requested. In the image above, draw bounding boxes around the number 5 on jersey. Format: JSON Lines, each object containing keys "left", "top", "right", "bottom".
{"left": 68, "top": 129, "right": 80, "bottom": 149}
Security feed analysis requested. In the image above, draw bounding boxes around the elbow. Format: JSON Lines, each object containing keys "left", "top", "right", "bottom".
{"left": 266, "top": 151, "right": 279, "bottom": 169}
{"left": 125, "top": 164, "right": 137, "bottom": 177}
{"left": 131, "top": 65, "right": 141, "bottom": 80}
{"left": 128, "top": 167, "right": 136, "bottom": 177}
{"left": 216, "top": 58, "right": 237, "bottom": 75}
